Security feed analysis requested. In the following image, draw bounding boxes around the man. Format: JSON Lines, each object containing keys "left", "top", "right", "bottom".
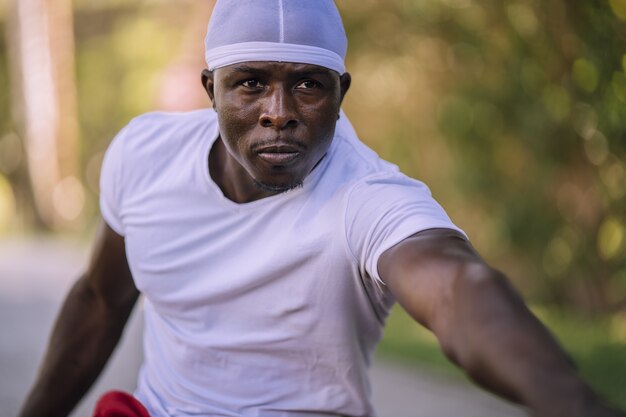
{"left": 19, "top": 1, "right": 625, "bottom": 416}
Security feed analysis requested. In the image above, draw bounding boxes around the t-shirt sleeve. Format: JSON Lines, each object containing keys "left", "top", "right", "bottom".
{"left": 99, "top": 124, "right": 131, "bottom": 236}
{"left": 345, "top": 173, "right": 466, "bottom": 286}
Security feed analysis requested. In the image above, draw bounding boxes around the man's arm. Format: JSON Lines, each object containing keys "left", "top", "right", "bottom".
{"left": 378, "top": 228, "right": 624, "bottom": 417}
{"left": 19, "top": 221, "right": 139, "bottom": 417}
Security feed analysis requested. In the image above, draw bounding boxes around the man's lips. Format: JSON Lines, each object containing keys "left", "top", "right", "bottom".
{"left": 254, "top": 142, "right": 306, "bottom": 165}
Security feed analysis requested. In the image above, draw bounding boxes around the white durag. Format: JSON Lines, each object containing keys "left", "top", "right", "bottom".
{"left": 204, "top": 0, "right": 347, "bottom": 74}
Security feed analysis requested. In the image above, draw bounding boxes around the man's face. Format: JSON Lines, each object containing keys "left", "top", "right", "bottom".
{"left": 203, "top": 61, "right": 351, "bottom": 195}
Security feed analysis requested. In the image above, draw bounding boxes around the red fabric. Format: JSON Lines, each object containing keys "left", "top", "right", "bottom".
{"left": 93, "top": 390, "right": 151, "bottom": 417}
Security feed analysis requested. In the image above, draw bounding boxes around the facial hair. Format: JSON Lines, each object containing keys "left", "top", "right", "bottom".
{"left": 253, "top": 179, "right": 304, "bottom": 194}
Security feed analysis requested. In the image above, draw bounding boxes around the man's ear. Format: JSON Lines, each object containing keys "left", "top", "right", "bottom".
{"left": 339, "top": 72, "right": 351, "bottom": 104}
{"left": 201, "top": 69, "right": 216, "bottom": 109}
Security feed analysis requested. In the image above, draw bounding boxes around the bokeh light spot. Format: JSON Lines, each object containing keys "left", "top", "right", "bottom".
{"left": 542, "top": 84, "right": 571, "bottom": 122}
{"left": 0, "top": 175, "right": 17, "bottom": 233}
{"left": 600, "top": 160, "right": 626, "bottom": 200}
{"left": 609, "top": 0, "right": 626, "bottom": 20}
{"left": 611, "top": 71, "right": 626, "bottom": 103}
{"left": 507, "top": 4, "right": 538, "bottom": 38}
{"left": 52, "top": 176, "right": 85, "bottom": 221}
{"left": 611, "top": 312, "right": 626, "bottom": 343}
{"left": 584, "top": 131, "right": 609, "bottom": 166}
{"left": 543, "top": 235, "right": 573, "bottom": 277}
{"left": 597, "top": 217, "right": 624, "bottom": 261}
{"left": 572, "top": 59, "right": 599, "bottom": 93}
{"left": 571, "top": 102, "right": 598, "bottom": 140}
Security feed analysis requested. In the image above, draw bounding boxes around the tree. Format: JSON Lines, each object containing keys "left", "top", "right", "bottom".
{"left": 6, "top": 0, "right": 82, "bottom": 230}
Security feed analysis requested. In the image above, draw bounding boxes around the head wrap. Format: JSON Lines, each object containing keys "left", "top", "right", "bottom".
{"left": 204, "top": 0, "right": 347, "bottom": 74}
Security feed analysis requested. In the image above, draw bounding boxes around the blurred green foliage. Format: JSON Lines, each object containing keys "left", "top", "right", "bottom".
{"left": 339, "top": 0, "right": 626, "bottom": 313}
{"left": 73, "top": 1, "right": 193, "bottom": 220}
{"left": 0, "top": 0, "right": 624, "bottom": 306}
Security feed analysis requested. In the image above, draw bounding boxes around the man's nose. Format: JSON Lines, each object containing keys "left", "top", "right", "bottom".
{"left": 259, "top": 87, "right": 299, "bottom": 129}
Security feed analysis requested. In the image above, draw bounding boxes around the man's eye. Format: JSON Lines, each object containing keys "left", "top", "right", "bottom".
{"left": 295, "top": 80, "right": 319, "bottom": 89}
{"left": 242, "top": 80, "right": 263, "bottom": 88}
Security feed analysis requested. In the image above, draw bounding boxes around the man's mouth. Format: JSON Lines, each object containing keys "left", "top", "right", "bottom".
{"left": 254, "top": 142, "right": 305, "bottom": 165}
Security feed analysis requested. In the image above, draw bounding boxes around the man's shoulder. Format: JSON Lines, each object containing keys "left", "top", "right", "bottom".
{"left": 333, "top": 113, "right": 399, "bottom": 179}
{"left": 103, "top": 108, "right": 217, "bottom": 183}
{"left": 112, "top": 108, "right": 217, "bottom": 155}
{"left": 328, "top": 117, "right": 437, "bottom": 206}
{"left": 326, "top": 116, "right": 403, "bottom": 191}
{"left": 124, "top": 108, "right": 216, "bottom": 138}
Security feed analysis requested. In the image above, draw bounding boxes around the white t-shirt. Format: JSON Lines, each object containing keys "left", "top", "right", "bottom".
{"left": 100, "top": 108, "right": 464, "bottom": 417}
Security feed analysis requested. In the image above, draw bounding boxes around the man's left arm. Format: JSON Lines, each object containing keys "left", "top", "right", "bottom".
{"left": 378, "top": 228, "right": 624, "bottom": 417}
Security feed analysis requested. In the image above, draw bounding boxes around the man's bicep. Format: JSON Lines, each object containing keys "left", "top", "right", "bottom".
{"left": 378, "top": 228, "right": 482, "bottom": 332}
{"left": 84, "top": 219, "right": 138, "bottom": 309}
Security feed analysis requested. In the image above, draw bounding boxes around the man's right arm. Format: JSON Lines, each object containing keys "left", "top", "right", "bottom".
{"left": 19, "top": 221, "right": 139, "bottom": 417}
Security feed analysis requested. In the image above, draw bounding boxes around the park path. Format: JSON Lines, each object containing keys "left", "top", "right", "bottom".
{"left": 0, "top": 236, "right": 527, "bottom": 417}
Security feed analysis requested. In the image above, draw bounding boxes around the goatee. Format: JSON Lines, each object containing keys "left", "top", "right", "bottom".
{"left": 253, "top": 179, "right": 304, "bottom": 194}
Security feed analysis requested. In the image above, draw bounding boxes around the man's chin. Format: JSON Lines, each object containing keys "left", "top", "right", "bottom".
{"left": 253, "top": 179, "right": 304, "bottom": 194}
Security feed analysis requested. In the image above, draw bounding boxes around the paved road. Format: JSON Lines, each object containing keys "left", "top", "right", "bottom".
{"left": 0, "top": 236, "right": 526, "bottom": 417}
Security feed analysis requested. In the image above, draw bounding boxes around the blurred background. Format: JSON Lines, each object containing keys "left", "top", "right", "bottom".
{"left": 0, "top": 0, "right": 624, "bottom": 413}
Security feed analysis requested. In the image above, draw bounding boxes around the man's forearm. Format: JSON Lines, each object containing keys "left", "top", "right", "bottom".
{"left": 380, "top": 230, "right": 624, "bottom": 416}
{"left": 19, "top": 276, "right": 137, "bottom": 417}
{"left": 444, "top": 265, "right": 621, "bottom": 416}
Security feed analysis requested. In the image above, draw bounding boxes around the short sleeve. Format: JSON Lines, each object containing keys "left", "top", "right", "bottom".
{"left": 99, "top": 124, "right": 131, "bottom": 236}
{"left": 345, "top": 173, "right": 466, "bottom": 285}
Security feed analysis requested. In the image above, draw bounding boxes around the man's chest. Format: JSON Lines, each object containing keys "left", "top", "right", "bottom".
{"left": 122, "top": 189, "right": 356, "bottom": 322}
